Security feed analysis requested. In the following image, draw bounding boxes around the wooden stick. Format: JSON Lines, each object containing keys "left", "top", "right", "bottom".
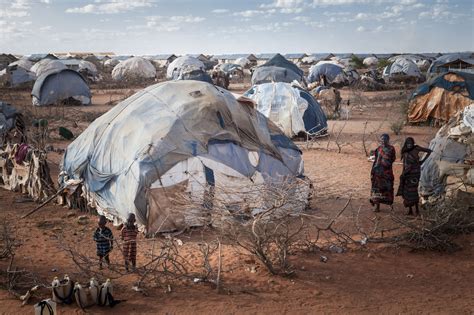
{"left": 21, "top": 187, "right": 65, "bottom": 219}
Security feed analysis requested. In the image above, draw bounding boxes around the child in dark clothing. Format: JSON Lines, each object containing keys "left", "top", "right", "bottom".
{"left": 93, "top": 215, "right": 114, "bottom": 269}
{"left": 121, "top": 213, "right": 138, "bottom": 272}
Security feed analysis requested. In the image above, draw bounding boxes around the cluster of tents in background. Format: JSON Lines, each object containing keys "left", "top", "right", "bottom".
{"left": 0, "top": 51, "right": 472, "bottom": 126}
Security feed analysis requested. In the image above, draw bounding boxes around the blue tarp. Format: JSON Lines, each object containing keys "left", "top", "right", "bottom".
{"left": 410, "top": 71, "right": 474, "bottom": 100}
{"left": 251, "top": 66, "right": 301, "bottom": 85}
{"left": 262, "top": 53, "right": 304, "bottom": 77}
{"left": 307, "top": 63, "right": 344, "bottom": 84}
{"left": 32, "top": 68, "right": 91, "bottom": 106}
{"left": 428, "top": 53, "right": 474, "bottom": 75}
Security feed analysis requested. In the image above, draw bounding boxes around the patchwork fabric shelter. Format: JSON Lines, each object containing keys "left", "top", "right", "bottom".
{"left": 111, "top": 57, "right": 156, "bottom": 81}
{"left": 60, "top": 81, "right": 310, "bottom": 234}
{"left": 0, "top": 65, "right": 36, "bottom": 87}
{"left": 420, "top": 105, "right": 474, "bottom": 198}
{"left": 32, "top": 69, "right": 91, "bottom": 106}
{"left": 244, "top": 82, "right": 328, "bottom": 137}
{"left": 408, "top": 72, "right": 474, "bottom": 123}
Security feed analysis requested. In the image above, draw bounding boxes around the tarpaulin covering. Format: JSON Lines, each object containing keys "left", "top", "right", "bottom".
{"left": 167, "top": 56, "right": 206, "bottom": 80}
{"left": 428, "top": 53, "right": 474, "bottom": 75}
{"left": 112, "top": 57, "right": 156, "bottom": 81}
{"left": 31, "top": 59, "right": 66, "bottom": 77}
{"left": 408, "top": 72, "right": 473, "bottom": 123}
{"left": 32, "top": 69, "right": 91, "bottom": 106}
{"left": 307, "top": 63, "right": 346, "bottom": 85}
{"left": 244, "top": 82, "right": 327, "bottom": 137}
{"left": 384, "top": 57, "right": 422, "bottom": 78}
{"left": 61, "top": 81, "right": 310, "bottom": 233}
{"left": 251, "top": 66, "right": 301, "bottom": 85}
{"left": 420, "top": 105, "right": 474, "bottom": 197}
{"left": 261, "top": 53, "right": 304, "bottom": 78}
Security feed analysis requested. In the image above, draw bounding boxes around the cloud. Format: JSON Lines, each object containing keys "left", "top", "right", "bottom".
{"left": 212, "top": 9, "right": 229, "bottom": 14}
{"left": 39, "top": 25, "right": 52, "bottom": 31}
{"left": 356, "top": 26, "right": 365, "bottom": 32}
{"left": 233, "top": 10, "right": 267, "bottom": 18}
{"left": 129, "top": 15, "right": 206, "bottom": 32}
{"left": 261, "top": 0, "right": 306, "bottom": 14}
{"left": 66, "top": 0, "right": 153, "bottom": 14}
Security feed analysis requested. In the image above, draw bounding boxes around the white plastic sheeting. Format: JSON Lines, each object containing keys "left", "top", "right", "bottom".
{"left": 31, "top": 59, "right": 67, "bottom": 77}
{"left": 111, "top": 57, "right": 156, "bottom": 81}
{"left": 61, "top": 80, "right": 310, "bottom": 233}
{"left": 245, "top": 82, "right": 308, "bottom": 137}
{"left": 166, "top": 56, "right": 205, "bottom": 80}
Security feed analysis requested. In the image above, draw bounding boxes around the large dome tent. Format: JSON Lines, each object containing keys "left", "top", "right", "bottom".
{"left": 32, "top": 68, "right": 91, "bottom": 106}
{"left": 60, "top": 81, "right": 310, "bottom": 234}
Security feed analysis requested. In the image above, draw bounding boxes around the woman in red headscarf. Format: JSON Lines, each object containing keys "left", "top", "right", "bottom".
{"left": 370, "top": 133, "right": 396, "bottom": 212}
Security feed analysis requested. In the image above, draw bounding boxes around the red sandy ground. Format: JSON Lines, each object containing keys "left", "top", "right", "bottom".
{"left": 0, "top": 85, "right": 473, "bottom": 314}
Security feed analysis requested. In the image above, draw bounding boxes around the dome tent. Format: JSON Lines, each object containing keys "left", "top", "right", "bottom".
{"left": 166, "top": 56, "right": 211, "bottom": 83}
{"left": 104, "top": 58, "right": 120, "bottom": 68}
{"left": 31, "top": 59, "right": 67, "bottom": 77}
{"left": 111, "top": 56, "right": 156, "bottom": 81}
{"left": 244, "top": 82, "right": 328, "bottom": 138}
{"left": 383, "top": 57, "right": 423, "bottom": 82}
{"left": 32, "top": 69, "right": 91, "bottom": 106}
{"left": 251, "top": 54, "right": 305, "bottom": 86}
{"left": 307, "top": 63, "right": 347, "bottom": 86}
{"left": 60, "top": 81, "right": 310, "bottom": 234}
{"left": 408, "top": 71, "right": 474, "bottom": 123}
{"left": 235, "top": 57, "right": 250, "bottom": 68}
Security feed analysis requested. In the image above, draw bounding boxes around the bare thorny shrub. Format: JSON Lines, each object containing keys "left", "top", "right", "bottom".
{"left": 0, "top": 219, "right": 45, "bottom": 297}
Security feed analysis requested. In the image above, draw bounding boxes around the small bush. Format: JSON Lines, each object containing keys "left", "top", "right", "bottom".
{"left": 377, "top": 59, "right": 392, "bottom": 69}
{"left": 390, "top": 120, "right": 405, "bottom": 135}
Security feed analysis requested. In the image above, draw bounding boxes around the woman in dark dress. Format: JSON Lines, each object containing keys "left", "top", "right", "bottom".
{"left": 397, "top": 137, "right": 432, "bottom": 215}
{"left": 370, "top": 134, "right": 396, "bottom": 212}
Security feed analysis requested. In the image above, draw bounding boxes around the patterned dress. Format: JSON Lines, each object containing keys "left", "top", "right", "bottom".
{"left": 397, "top": 146, "right": 430, "bottom": 207}
{"left": 370, "top": 144, "right": 396, "bottom": 205}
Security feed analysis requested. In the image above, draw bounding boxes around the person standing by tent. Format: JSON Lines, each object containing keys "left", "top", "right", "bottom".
{"left": 93, "top": 215, "right": 114, "bottom": 269}
{"left": 370, "top": 134, "right": 396, "bottom": 212}
{"left": 121, "top": 213, "right": 138, "bottom": 272}
{"left": 396, "top": 137, "right": 432, "bottom": 215}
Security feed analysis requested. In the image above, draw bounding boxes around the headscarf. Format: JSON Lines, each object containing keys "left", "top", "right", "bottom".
{"left": 401, "top": 137, "right": 415, "bottom": 159}
{"left": 380, "top": 133, "right": 390, "bottom": 145}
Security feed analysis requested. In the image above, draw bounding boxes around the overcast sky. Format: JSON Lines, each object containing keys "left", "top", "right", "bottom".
{"left": 0, "top": 0, "right": 472, "bottom": 55}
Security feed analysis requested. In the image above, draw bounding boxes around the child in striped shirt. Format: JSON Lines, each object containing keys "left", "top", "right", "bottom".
{"left": 121, "top": 213, "right": 138, "bottom": 272}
